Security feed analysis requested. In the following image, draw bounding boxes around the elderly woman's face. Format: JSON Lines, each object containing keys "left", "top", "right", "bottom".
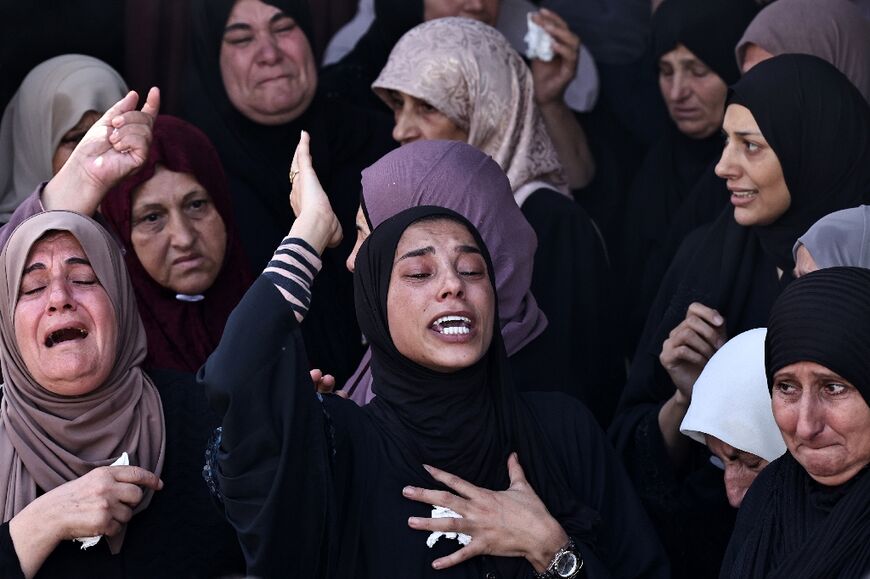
{"left": 705, "top": 435, "right": 769, "bottom": 508}
{"left": 384, "top": 90, "right": 469, "bottom": 146}
{"left": 219, "top": 0, "right": 317, "bottom": 125}
{"left": 52, "top": 110, "right": 101, "bottom": 175}
{"left": 716, "top": 104, "right": 791, "bottom": 227}
{"left": 423, "top": 0, "right": 500, "bottom": 26}
{"left": 772, "top": 361, "right": 870, "bottom": 486}
{"left": 14, "top": 232, "right": 117, "bottom": 396}
{"left": 130, "top": 165, "right": 228, "bottom": 295}
{"left": 793, "top": 244, "right": 819, "bottom": 278}
{"left": 387, "top": 218, "right": 495, "bottom": 372}
{"left": 740, "top": 43, "right": 774, "bottom": 75}
{"left": 658, "top": 44, "right": 728, "bottom": 139}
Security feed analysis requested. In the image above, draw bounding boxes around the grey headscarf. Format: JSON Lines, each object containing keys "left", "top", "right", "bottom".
{"left": 795, "top": 205, "right": 870, "bottom": 268}
{"left": 736, "top": 0, "right": 870, "bottom": 103}
{"left": 0, "top": 55, "right": 128, "bottom": 223}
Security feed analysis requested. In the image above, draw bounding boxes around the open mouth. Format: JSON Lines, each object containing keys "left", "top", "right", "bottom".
{"left": 44, "top": 327, "right": 88, "bottom": 348}
{"left": 430, "top": 315, "right": 472, "bottom": 336}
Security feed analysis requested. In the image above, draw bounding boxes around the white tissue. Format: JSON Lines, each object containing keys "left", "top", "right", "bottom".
{"left": 524, "top": 13, "right": 554, "bottom": 62}
{"left": 425, "top": 505, "right": 472, "bottom": 548}
{"left": 74, "top": 452, "right": 130, "bottom": 550}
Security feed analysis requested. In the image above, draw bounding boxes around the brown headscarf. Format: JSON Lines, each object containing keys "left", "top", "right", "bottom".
{"left": 0, "top": 211, "right": 165, "bottom": 554}
{"left": 735, "top": 0, "right": 870, "bottom": 103}
{"left": 372, "top": 17, "right": 567, "bottom": 200}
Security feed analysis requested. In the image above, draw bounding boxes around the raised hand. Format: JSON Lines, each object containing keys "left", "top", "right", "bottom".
{"left": 43, "top": 88, "right": 160, "bottom": 215}
{"left": 403, "top": 453, "right": 568, "bottom": 572}
{"left": 660, "top": 302, "right": 728, "bottom": 402}
{"left": 287, "top": 131, "right": 342, "bottom": 254}
{"left": 529, "top": 9, "right": 580, "bottom": 107}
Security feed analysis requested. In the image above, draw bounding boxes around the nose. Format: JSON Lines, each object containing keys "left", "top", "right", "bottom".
{"left": 668, "top": 70, "right": 689, "bottom": 102}
{"left": 723, "top": 464, "right": 752, "bottom": 508}
{"left": 392, "top": 108, "right": 420, "bottom": 145}
{"left": 47, "top": 279, "right": 76, "bottom": 313}
{"left": 255, "top": 33, "right": 282, "bottom": 65}
{"left": 714, "top": 141, "right": 737, "bottom": 180}
{"left": 438, "top": 269, "right": 465, "bottom": 300}
{"left": 168, "top": 214, "right": 197, "bottom": 251}
{"left": 346, "top": 235, "right": 363, "bottom": 273}
{"left": 795, "top": 394, "right": 826, "bottom": 442}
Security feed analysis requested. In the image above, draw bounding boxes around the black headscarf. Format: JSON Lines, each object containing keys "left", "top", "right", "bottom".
{"left": 721, "top": 267, "right": 870, "bottom": 579}
{"left": 354, "top": 206, "right": 599, "bottom": 547}
{"left": 652, "top": 0, "right": 758, "bottom": 85}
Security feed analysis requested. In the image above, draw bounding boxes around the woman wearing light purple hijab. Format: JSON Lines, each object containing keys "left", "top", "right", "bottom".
{"left": 343, "top": 140, "right": 624, "bottom": 426}
{"left": 793, "top": 205, "right": 870, "bottom": 276}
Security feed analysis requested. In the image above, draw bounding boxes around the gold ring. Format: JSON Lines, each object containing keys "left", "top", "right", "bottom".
{"left": 289, "top": 169, "right": 300, "bottom": 186}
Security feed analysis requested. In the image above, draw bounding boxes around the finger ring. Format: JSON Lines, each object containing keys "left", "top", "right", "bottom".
{"left": 289, "top": 169, "right": 300, "bottom": 186}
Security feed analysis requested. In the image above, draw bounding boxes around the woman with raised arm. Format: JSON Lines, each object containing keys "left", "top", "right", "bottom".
{"left": 201, "top": 133, "right": 669, "bottom": 577}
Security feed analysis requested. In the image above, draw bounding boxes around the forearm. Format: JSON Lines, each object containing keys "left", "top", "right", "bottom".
{"left": 526, "top": 519, "right": 570, "bottom": 573}
{"left": 657, "top": 390, "right": 692, "bottom": 466}
{"left": 8, "top": 500, "right": 62, "bottom": 579}
{"left": 264, "top": 235, "right": 323, "bottom": 324}
{"left": 539, "top": 101, "right": 595, "bottom": 189}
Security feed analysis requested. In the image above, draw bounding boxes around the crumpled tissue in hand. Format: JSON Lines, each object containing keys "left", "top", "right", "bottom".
{"left": 524, "top": 13, "right": 554, "bottom": 62}
{"left": 74, "top": 452, "right": 129, "bottom": 550}
{"left": 426, "top": 505, "right": 472, "bottom": 548}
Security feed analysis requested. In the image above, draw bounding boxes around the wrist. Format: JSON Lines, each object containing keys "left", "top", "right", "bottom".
{"left": 43, "top": 168, "right": 102, "bottom": 214}
{"left": 289, "top": 210, "right": 333, "bottom": 255}
{"left": 527, "top": 519, "right": 569, "bottom": 572}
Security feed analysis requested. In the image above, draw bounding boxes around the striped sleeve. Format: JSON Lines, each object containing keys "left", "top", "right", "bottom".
{"left": 263, "top": 236, "right": 322, "bottom": 323}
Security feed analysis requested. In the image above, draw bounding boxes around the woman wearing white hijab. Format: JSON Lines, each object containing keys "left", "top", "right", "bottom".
{"left": 680, "top": 328, "right": 786, "bottom": 508}
{"left": 0, "top": 54, "right": 127, "bottom": 223}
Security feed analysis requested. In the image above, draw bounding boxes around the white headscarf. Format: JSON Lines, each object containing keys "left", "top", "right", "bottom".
{"left": 680, "top": 328, "right": 787, "bottom": 462}
{"left": 0, "top": 54, "right": 127, "bottom": 223}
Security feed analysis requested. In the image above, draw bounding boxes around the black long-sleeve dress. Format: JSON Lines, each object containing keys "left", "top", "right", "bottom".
{"left": 202, "top": 275, "right": 669, "bottom": 578}
{"left": 0, "top": 369, "right": 244, "bottom": 579}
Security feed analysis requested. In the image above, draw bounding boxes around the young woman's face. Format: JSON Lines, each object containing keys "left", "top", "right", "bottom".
{"left": 384, "top": 90, "right": 469, "bottom": 146}
{"left": 716, "top": 104, "right": 791, "bottom": 227}
{"left": 219, "top": 0, "right": 317, "bottom": 125}
{"left": 386, "top": 219, "right": 494, "bottom": 373}
{"left": 793, "top": 244, "right": 819, "bottom": 278}
{"left": 705, "top": 435, "right": 769, "bottom": 508}
{"left": 346, "top": 206, "right": 370, "bottom": 273}
{"left": 130, "top": 166, "right": 228, "bottom": 295}
{"left": 772, "top": 361, "right": 870, "bottom": 486}
{"left": 658, "top": 44, "right": 728, "bottom": 139}
{"left": 14, "top": 232, "right": 117, "bottom": 396}
{"left": 423, "top": 0, "right": 500, "bottom": 26}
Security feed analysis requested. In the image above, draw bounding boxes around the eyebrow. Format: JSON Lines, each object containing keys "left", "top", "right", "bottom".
{"left": 396, "top": 245, "right": 482, "bottom": 261}
{"left": 224, "top": 12, "right": 292, "bottom": 34}
{"left": 22, "top": 257, "right": 91, "bottom": 275}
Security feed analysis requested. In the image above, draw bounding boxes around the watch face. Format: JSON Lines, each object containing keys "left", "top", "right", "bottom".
{"left": 555, "top": 551, "right": 579, "bottom": 577}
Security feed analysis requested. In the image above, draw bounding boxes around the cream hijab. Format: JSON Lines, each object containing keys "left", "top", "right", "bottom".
{"left": 680, "top": 328, "right": 787, "bottom": 463}
{"left": 0, "top": 212, "right": 165, "bottom": 553}
{"left": 0, "top": 55, "right": 128, "bottom": 223}
{"left": 372, "top": 17, "right": 567, "bottom": 202}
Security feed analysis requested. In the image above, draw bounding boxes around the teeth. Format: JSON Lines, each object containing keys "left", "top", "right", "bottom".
{"left": 732, "top": 191, "right": 756, "bottom": 198}
{"left": 441, "top": 326, "right": 470, "bottom": 335}
{"left": 432, "top": 315, "right": 471, "bottom": 326}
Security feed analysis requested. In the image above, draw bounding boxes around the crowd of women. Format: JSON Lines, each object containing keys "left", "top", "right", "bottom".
{"left": 0, "top": 0, "right": 867, "bottom": 577}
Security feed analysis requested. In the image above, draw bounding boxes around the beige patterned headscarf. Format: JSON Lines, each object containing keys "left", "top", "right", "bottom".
{"left": 373, "top": 17, "right": 567, "bottom": 199}
{"left": 0, "top": 211, "right": 165, "bottom": 554}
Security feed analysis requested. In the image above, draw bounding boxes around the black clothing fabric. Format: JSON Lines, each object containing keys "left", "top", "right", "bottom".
{"left": 202, "top": 241, "right": 669, "bottom": 575}
{"left": 517, "top": 189, "right": 624, "bottom": 427}
{"left": 183, "top": 0, "right": 395, "bottom": 384}
{"left": 318, "top": 0, "right": 422, "bottom": 111}
{"left": 765, "top": 267, "right": 870, "bottom": 399}
{"left": 609, "top": 55, "right": 870, "bottom": 578}
{"left": 721, "top": 454, "right": 870, "bottom": 578}
{"left": 620, "top": 127, "right": 726, "bottom": 353}
{"left": 652, "top": 0, "right": 757, "bottom": 86}
{"left": 0, "top": 369, "right": 244, "bottom": 579}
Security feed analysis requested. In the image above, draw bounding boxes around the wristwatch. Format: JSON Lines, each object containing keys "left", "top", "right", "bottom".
{"left": 533, "top": 538, "right": 584, "bottom": 578}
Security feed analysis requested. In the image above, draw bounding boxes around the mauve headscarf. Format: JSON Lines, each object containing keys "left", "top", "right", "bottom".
{"left": 372, "top": 17, "right": 567, "bottom": 200}
{"left": 736, "top": 0, "right": 870, "bottom": 103}
{"left": 0, "top": 211, "right": 165, "bottom": 554}
{"left": 101, "top": 115, "right": 253, "bottom": 373}
{"left": 795, "top": 205, "right": 870, "bottom": 270}
{"left": 345, "top": 140, "right": 546, "bottom": 403}
{"left": 0, "top": 55, "right": 128, "bottom": 223}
